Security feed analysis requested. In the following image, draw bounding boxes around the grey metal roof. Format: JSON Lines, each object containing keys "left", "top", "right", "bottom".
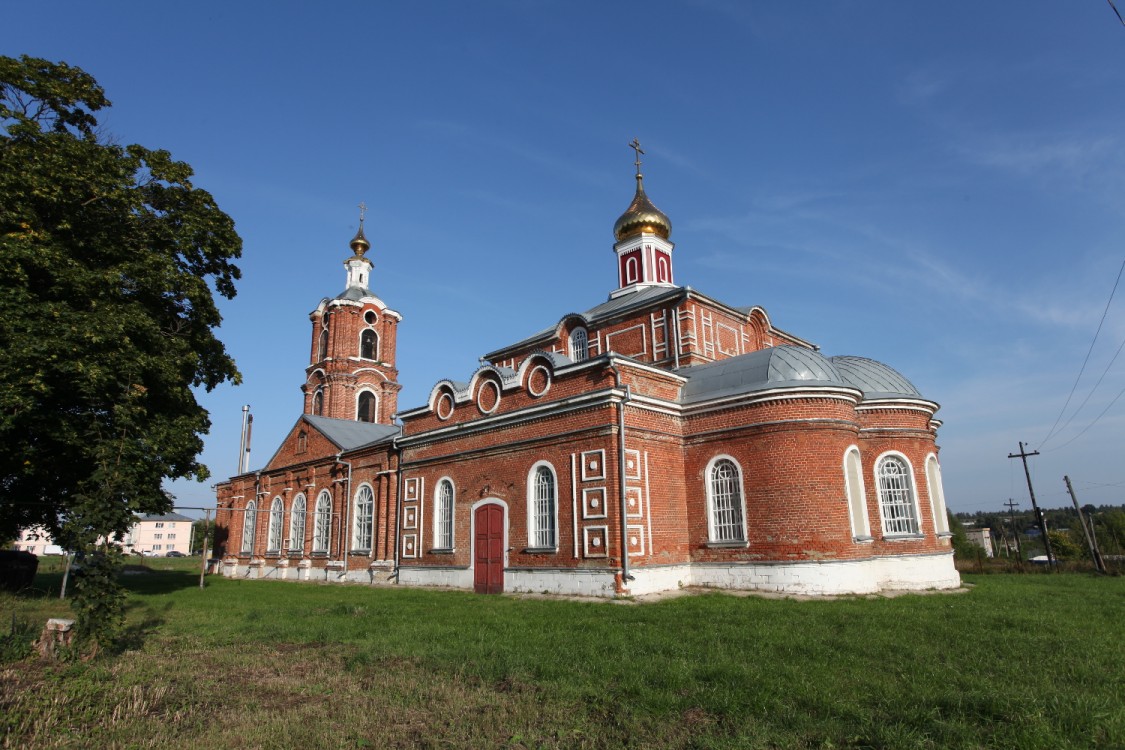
{"left": 829, "top": 356, "right": 922, "bottom": 399}
{"left": 486, "top": 286, "right": 683, "bottom": 358}
{"left": 302, "top": 415, "right": 400, "bottom": 450}
{"left": 334, "top": 285, "right": 379, "bottom": 302}
{"left": 136, "top": 512, "right": 194, "bottom": 523}
{"left": 680, "top": 346, "right": 851, "bottom": 404}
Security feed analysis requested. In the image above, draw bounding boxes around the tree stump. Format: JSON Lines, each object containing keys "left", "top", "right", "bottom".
{"left": 36, "top": 618, "right": 75, "bottom": 658}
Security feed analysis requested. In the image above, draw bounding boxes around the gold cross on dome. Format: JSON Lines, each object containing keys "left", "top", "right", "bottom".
{"left": 628, "top": 137, "right": 644, "bottom": 175}
{"left": 358, "top": 201, "right": 367, "bottom": 224}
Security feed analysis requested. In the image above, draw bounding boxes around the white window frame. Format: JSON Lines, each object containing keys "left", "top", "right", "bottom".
{"left": 526, "top": 461, "right": 558, "bottom": 550}
{"left": 875, "top": 452, "right": 921, "bottom": 537}
{"left": 313, "top": 490, "right": 332, "bottom": 553}
{"left": 433, "top": 478, "right": 455, "bottom": 550}
{"left": 569, "top": 327, "right": 589, "bottom": 362}
{"left": 925, "top": 454, "right": 950, "bottom": 535}
{"left": 289, "top": 493, "right": 307, "bottom": 552}
{"left": 625, "top": 256, "right": 638, "bottom": 284}
{"left": 705, "top": 455, "right": 747, "bottom": 544}
{"left": 843, "top": 446, "right": 872, "bottom": 540}
{"left": 267, "top": 496, "right": 284, "bottom": 553}
{"left": 312, "top": 388, "right": 324, "bottom": 416}
{"left": 352, "top": 483, "right": 374, "bottom": 552}
{"left": 241, "top": 500, "right": 257, "bottom": 554}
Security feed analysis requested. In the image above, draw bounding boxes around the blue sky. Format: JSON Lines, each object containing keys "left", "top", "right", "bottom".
{"left": 6, "top": 2, "right": 1125, "bottom": 515}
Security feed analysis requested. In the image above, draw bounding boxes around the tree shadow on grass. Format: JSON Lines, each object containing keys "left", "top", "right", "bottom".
{"left": 115, "top": 599, "right": 173, "bottom": 653}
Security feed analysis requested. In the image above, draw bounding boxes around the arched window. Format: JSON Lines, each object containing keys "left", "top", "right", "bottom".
{"left": 318, "top": 325, "right": 329, "bottom": 361}
{"left": 241, "top": 500, "right": 257, "bottom": 554}
{"left": 357, "top": 390, "right": 377, "bottom": 423}
{"left": 352, "top": 484, "right": 374, "bottom": 551}
{"left": 312, "top": 388, "right": 324, "bottom": 416}
{"left": 925, "top": 455, "right": 950, "bottom": 535}
{"left": 844, "top": 447, "right": 871, "bottom": 539}
{"left": 707, "top": 457, "right": 746, "bottom": 543}
{"left": 360, "top": 329, "right": 378, "bottom": 360}
{"left": 528, "top": 463, "right": 557, "bottom": 549}
{"left": 625, "top": 256, "right": 638, "bottom": 283}
{"left": 657, "top": 255, "right": 670, "bottom": 283}
{"left": 289, "top": 493, "right": 307, "bottom": 553}
{"left": 267, "top": 496, "right": 284, "bottom": 552}
{"left": 877, "top": 455, "right": 920, "bottom": 536}
{"left": 569, "top": 327, "right": 588, "bottom": 362}
{"left": 313, "top": 490, "right": 332, "bottom": 553}
{"left": 434, "top": 479, "right": 454, "bottom": 550}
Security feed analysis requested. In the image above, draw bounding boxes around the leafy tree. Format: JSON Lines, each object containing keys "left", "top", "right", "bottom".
{"left": 0, "top": 56, "right": 241, "bottom": 646}
{"left": 1047, "top": 530, "right": 1083, "bottom": 561}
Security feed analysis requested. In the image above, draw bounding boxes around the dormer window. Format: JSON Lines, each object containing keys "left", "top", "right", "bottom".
{"left": 569, "top": 327, "right": 589, "bottom": 362}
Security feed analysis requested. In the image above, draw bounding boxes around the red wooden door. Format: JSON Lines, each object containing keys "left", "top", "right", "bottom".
{"left": 473, "top": 504, "right": 504, "bottom": 594}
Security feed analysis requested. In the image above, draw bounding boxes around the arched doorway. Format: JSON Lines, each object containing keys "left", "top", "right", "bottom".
{"left": 473, "top": 503, "right": 505, "bottom": 594}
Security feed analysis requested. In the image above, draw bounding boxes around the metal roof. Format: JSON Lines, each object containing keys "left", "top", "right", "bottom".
{"left": 302, "top": 415, "right": 400, "bottom": 450}
{"left": 136, "top": 512, "right": 194, "bottom": 523}
{"left": 679, "top": 346, "right": 851, "bottom": 404}
{"left": 829, "top": 356, "right": 921, "bottom": 398}
{"left": 486, "top": 286, "right": 683, "bottom": 358}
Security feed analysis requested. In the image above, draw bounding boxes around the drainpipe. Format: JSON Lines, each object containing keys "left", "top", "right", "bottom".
{"left": 392, "top": 431, "right": 403, "bottom": 580}
{"left": 336, "top": 452, "right": 352, "bottom": 580}
{"left": 608, "top": 360, "right": 634, "bottom": 586}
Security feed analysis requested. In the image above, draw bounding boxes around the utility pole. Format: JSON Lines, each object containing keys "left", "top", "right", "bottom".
{"left": 1004, "top": 497, "right": 1023, "bottom": 568}
{"left": 1064, "top": 476, "right": 1106, "bottom": 573}
{"left": 1009, "top": 442, "right": 1056, "bottom": 570}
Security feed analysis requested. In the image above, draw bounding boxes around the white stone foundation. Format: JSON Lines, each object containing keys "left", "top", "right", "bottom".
{"left": 219, "top": 552, "right": 959, "bottom": 597}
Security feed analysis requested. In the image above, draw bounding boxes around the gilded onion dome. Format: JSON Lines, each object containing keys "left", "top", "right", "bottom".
{"left": 349, "top": 223, "right": 370, "bottom": 257}
{"left": 614, "top": 139, "right": 672, "bottom": 241}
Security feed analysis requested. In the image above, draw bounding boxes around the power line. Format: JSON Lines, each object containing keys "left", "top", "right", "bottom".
{"left": 1043, "top": 379, "right": 1125, "bottom": 452}
{"left": 1040, "top": 257, "right": 1125, "bottom": 448}
{"left": 1109, "top": 0, "right": 1125, "bottom": 27}
{"left": 1047, "top": 334, "right": 1125, "bottom": 445}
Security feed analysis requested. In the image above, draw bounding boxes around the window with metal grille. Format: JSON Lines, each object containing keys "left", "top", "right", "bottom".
{"left": 435, "top": 479, "right": 454, "bottom": 549}
{"left": 530, "top": 465, "right": 556, "bottom": 548}
{"left": 313, "top": 491, "right": 331, "bottom": 553}
{"left": 289, "top": 493, "right": 307, "bottom": 552}
{"left": 267, "top": 497, "right": 284, "bottom": 552}
{"left": 241, "top": 500, "right": 257, "bottom": 553}
{"left": 352, "top": 485, "right": 374, "bottom": 551}
{"left": 708, "top": 458, "right": 746, "bottom": 542}
{"left": 877, "top": 456, "right": 919, "bottom": 535}
{"left": 569, "top": 327, "right": 588, "bottom": 362}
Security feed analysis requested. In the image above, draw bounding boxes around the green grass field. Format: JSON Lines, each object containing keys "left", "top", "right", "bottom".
{"left": 1, "top": 565, "right": 1122, "bottom": 749}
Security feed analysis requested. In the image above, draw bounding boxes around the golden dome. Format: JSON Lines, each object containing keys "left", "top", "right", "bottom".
{"left": 613, "top": 173, "right": 672, "bottom": 241}
{"left": 349, "top": 223, "right": 370, "bottom": 256}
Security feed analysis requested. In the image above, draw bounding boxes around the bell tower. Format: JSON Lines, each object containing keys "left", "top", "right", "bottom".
{"left": 303, "top": 204, "right": 402, "bottom": 423}
{"left": 610, "top": 138, "right": 675, "bottom": 299}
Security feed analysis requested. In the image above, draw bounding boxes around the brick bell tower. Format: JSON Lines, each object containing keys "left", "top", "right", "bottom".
{"left": 303, "top": 205, "right": 402, "bottom": 423}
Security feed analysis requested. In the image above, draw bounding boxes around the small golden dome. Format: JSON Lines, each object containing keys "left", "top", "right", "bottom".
{"left": 613, "top": 173, "right": 672, "bottom": 241}
{"left": 349, "top": 224, "right": 370, "bottom": 256}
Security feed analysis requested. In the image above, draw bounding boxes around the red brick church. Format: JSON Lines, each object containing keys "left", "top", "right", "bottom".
{"left": 215, "top": 146, "right": 959, "bottom": 596}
